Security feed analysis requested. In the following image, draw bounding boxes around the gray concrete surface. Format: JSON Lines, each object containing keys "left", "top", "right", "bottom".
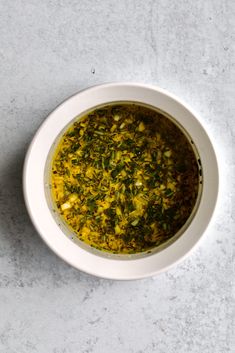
{"left": 0, "top": 1, "right": 234, "bottom": 352}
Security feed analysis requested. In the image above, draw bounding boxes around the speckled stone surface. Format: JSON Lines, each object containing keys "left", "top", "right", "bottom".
{"left": 0, "top": 1, "right": 234, "bottom": 352}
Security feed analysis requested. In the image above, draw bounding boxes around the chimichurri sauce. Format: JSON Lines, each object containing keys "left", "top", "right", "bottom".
{"left": 51, "top": 103, "right": 199, "bottom": 254}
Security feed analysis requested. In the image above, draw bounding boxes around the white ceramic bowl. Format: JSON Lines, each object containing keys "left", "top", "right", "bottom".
{"left": 23, "top": 83, "right": 219, "bottom": 280}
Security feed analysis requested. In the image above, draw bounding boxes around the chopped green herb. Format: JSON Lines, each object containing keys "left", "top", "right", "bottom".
{"left": 51, "top": 103, "right": 199, "bottom": 254}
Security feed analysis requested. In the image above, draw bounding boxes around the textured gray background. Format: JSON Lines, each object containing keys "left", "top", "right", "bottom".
{"left": 0, "top": 1, "right": 234, "bottom": 352}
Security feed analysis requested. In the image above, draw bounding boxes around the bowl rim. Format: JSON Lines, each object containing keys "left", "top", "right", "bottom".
{"left": 23, "top": 82, "right": 219, "bottom": 280}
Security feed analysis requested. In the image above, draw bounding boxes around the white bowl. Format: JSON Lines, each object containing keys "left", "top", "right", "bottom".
{"left": 23, "top": 83, "right": 219, "bottom": 280}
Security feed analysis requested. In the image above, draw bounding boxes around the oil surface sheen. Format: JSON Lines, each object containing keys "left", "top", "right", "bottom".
{"left": 51, "top": 103, "right": 199, "bottom": 254}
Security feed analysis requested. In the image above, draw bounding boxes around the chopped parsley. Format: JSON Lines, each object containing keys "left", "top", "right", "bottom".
{"left": 51, "top": 103, "right": 199, "bottom": 254}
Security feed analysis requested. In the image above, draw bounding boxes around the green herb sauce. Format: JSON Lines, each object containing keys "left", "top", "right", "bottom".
{"left": 51, "top": 103, "right": 199, "bottom": 254}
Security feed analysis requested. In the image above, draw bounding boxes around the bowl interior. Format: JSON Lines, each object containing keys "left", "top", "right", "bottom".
{"left": 44, "top": 100, "right": 203, "bottom": 260}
